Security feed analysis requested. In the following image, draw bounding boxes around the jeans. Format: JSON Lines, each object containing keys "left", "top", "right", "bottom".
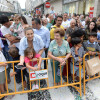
{"left": 3, "top": 44, "right": 13, "bottom": 80}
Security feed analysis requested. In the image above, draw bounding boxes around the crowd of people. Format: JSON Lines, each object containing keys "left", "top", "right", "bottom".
{"left": 0, "top": 12, "right": 100, "bottom": 96}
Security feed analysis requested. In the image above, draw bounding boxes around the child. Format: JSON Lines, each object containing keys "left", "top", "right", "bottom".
{"left": 10, "top": 15, "right": 24, "bottom": 40}
{"left": 83, "top": 32, "right": 100, "bottom": 56}
{"left": 97, "top": 25, "right": 100, "bottom": 45}
{"left": 9, "top": 47, "right": 29, "bottom": 90}
{"left": 0, "top": 50, "right": 8, "bottom": 94}
{"left": 24, "top": 47, "right": 42, "bottom": 90}
{"left": 70, "top": 37, "right": 85, "bottom": 81}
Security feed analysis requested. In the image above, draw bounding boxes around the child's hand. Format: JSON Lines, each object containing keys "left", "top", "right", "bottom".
{"left": 37, "top": 66, "right": 41, "bottom": 70}
{"left": 10, "top": 28, "right": 14, "bottom": 32}
{"left": 75, "top": 46, "right": 80, "bottom": 51}
{"left": 79, "top": 58, "right": 82, "bottom": 62}
{"left": 10, "top": 72, "right": 17, "bottom": 77}
{"left": 88, "top": 51, "right": 92, "bottom": 55}
{"left": 91, "top": 52, "right": 96, "bottom": 55}
{"left": 32, "top": 58, "right": 38, "bottom": 62}
{"left": 1, "top": 63, "right": 7, "bottom": 67}
{"left": 32, "top": 67, "right": 37, "bottom": 71}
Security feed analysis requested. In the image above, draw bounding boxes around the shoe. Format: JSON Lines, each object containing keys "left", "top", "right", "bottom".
{"left": 32, "top": 84, "right": 35, "bottom": 90}
{"left": 35, "top": 84, "right": 39, "bottom": 89}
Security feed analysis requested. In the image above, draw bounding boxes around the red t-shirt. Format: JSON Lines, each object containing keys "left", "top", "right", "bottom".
{"left": 24, "top": 54, "right": 40, "bottom": 66}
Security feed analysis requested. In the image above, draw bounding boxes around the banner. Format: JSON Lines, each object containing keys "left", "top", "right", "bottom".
{"left": 30, "top": 69, "right": 48, "bottom": 81}
{"left": 89, "top": 7, "right": 94, "bottom": 18}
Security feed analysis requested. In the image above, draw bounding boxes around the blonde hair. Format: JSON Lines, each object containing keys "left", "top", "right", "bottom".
{"left": 24, "top": 26, "right": 34, "bottom": 34}
{"left": 54, "top": 28, "right": 65, "bottom": 37}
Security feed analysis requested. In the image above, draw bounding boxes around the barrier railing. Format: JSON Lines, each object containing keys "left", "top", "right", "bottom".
{"left": 83, "top": 53, "right": 100, "bottom": 95}
{"left": 0, "top": 56, "right": 82, "bottom": 98}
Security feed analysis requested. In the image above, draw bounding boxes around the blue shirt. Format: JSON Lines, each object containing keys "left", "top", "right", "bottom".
{"left": 97, "top": 32, "right": 100, "bottom": 40}
{"left": 0, "top": 38, "right": 4, "bottom": 48}
{"left": 19, "top": 34, "right": 45, "bottom": 57}
{"left": 33, "top": 26, "right": 50, "bottom": 48}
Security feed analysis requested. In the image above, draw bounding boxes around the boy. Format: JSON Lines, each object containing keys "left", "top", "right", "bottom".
{"left": 70, "top": 37, "right": 85, "bottom": 81}
{"left": 9, "top": 47, "right": 29, "bottom": 90}
{"left": 83, "top": 32, "right": 100, "bottom": 56}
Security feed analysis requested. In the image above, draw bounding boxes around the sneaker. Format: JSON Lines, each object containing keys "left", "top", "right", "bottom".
{"left": 35, "top": 84, "right": 39, "bottom": 89}
{"left": 32, "top": 84, "right": 35, "bottom": 90}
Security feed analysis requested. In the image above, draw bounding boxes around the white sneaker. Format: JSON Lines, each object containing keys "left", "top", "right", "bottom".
{"left": 32, "top": 84, "right": 35, "bottom": 90}
{"left": 35, "top": 84, "right": 39, "bottom": 89}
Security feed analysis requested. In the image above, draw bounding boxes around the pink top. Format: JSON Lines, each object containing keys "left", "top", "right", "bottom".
{"left": 24, "top": 54, "right": 40, "bottom": 66}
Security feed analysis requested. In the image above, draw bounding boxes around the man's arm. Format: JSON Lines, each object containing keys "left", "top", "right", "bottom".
{"left": 5, "top": 34, "right": 20, "bottom": 43}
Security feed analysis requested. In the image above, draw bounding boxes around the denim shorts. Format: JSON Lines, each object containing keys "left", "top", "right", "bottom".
{"left": 70, "top": 63, "right": 83, "bottom": 77}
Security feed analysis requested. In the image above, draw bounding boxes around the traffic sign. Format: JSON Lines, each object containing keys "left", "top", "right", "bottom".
{"left": 45, "top": 2, "right": 50, "bottom": 8}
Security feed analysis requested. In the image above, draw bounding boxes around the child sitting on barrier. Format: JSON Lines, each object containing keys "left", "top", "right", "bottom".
{"left": 83, "top": 32, "right": 100, "bottom": 57}
{"left": 70, "top": 37, "right": 85, "bottom": 81}
{"left": 24, "top": 47, "right": 42, "bottom": 90}
{"left": 9, "top": 47, "right": 29, "bottom": 90}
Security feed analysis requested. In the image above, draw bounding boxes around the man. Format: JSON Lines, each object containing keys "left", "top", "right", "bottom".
{"left": 0, "top": 15, "right": 20, "bottom": 48}
{"left": 80, "top": 14, "right": 85, "bottom": 27}
{"left": 0, "top": 15, "right": 20, "bottom": 83}
{"left": 61, "top": 13, "right": 70, "bottom": 31}
{"left": 32, "top": 18, "right": 50, "bottom": 69}
{"left": 50, "top": 6, "right": 55, "bottom": 18}
{"left": 66, "top": 19, "right": 78, "bottom": 42}
{"left": 50, "top": 15, "right": 64, "bottom": 41}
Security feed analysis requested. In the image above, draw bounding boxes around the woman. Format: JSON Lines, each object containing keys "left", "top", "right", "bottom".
{"left": 48, "top": 28, "right": 71, "bottom": 85}
{"left": 85, "top": 21, "right": 97, "bottom": 40}
{"left": 18, "top": 26, "right": 44, "bottom": 65}
{"left": 21, "top": 16, "right": 29, "bottom": 29}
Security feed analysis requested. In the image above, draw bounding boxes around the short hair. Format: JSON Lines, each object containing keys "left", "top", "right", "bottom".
{"left": 55, "top": 15, "right": 63, "bottom": 21}
{"left": 97, "top": 25, "right": 100, "bottom": 30}
{"left": 46, "top": 14, "right": 49, "bottom": 18}
{"left": 63, "top": 12, "right": 68, "bottom": 15}
{"left": 71, "top": 29, "right": 86, "bottom": 38}
{"left": 24, "top": 26, "right": 34, "bottom": 34}
{"left": 8, "top": 47, "right": 19, "bottom": 58}
{"left": 32, "top": 18, "right": 41, "bottom": 25}
{"left": 0, "top": 15, "right": 9, "bottom": 24}
{"left": 88, "top": 32, "right": 97, "bottom": 37}
{"left": 54, "top": 28, "right": 65, "bottom": 37}
{"left": 71, "top": 37, "right": 82, "bottom": 46}
{"left": 24, "top": 47, "right": 36, "bottom": 57}
{"left": 21, "top": 16, "right": 28, "bottom": 24}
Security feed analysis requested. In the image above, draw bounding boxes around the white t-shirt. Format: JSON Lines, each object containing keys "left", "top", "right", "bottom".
{"left": 0, "top": 51, "right": 8, "bottom": 72}
{"left": 61, "top": 20, "right": 70, "bottom": 29}
{"left": 47, "top": 17, "right": 50, "bottom": 22}
{"left": 81, "top": 21, "right": 85, "bottom": 28}
{"left": 1, "top": 22, "right": 20, "bottom": 49}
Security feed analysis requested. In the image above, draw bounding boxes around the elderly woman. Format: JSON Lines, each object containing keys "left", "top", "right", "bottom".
{"left": 48, "top": 28, "right": 71, "bottom": 85}
{"left": 19, "top": 26, "right": 44, "bottom": 65}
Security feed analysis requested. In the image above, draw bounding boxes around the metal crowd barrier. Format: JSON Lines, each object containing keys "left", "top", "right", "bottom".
{"left": 0, "top": 56, "right": 82, "bottom": 99}
{"left": 83, "top": 53, "right": 100, "bottom": 95}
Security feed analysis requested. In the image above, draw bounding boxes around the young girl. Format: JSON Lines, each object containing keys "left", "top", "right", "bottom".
{"left": 24, "top": 47, "right": 42, "bottom": 90}
{"left": 10, "top": 15, "right": 24, "bottom": 40}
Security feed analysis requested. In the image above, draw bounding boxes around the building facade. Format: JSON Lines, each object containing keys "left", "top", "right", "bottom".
{"left": 0, "top": 0, "right": 22, "bottom": 13}
{"left": 63, "top": 0, "right": 100, "bottom": 17}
